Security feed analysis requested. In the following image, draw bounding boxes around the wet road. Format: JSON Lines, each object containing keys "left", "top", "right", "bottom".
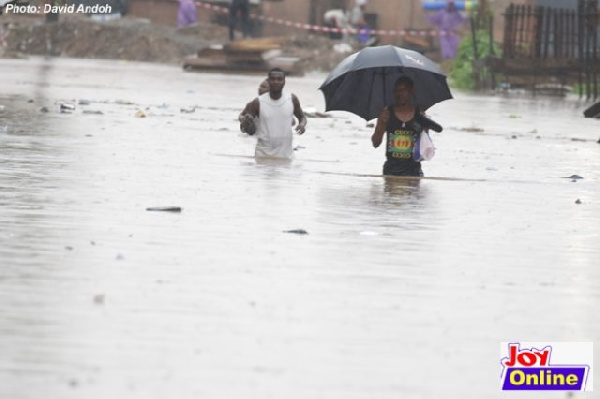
{"left": 1, "top": 58, "right": 599, "bottom": 399}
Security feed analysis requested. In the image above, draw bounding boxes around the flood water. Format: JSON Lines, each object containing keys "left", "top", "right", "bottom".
{"left": 1, "top": 58, "right": 599, "bottom": 399}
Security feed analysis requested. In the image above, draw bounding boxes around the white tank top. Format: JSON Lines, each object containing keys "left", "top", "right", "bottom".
{"left": 255, "top": 91, "right": 294, "bottom": 159}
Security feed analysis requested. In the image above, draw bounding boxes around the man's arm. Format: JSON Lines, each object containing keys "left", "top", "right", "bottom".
{"left": 291, "top": 94, "right": 306, "bottom": 135}
{"left": 239, "top": 98, "right": 259, "bottom": 134}
{"left": 371, "top": 108, "right": 389, "bottom": 148}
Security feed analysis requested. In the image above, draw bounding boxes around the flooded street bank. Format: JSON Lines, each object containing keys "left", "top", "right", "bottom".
{"left": 1, "top": 58, "right": 599, "bottom": 399}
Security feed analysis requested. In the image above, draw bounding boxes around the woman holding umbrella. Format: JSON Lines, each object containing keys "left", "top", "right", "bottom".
{"left": 371, "top": 76, "right": 426, "bottom": 177}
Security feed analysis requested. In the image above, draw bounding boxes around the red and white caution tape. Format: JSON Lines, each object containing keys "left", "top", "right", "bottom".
{"left": 197, "top": 1, "right": 450, "bottom": 37}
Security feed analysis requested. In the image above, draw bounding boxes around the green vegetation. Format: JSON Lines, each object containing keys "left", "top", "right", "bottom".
{"left": 449, "top": 29, "right": 501, "bottom": 90}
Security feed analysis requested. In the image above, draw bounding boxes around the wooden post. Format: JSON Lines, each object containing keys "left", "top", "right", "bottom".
{"left": 489, "top": 14, "right": 496, "bottom": 89}
{"left": 470, "top": 16, "right": 481, "bottom": 89}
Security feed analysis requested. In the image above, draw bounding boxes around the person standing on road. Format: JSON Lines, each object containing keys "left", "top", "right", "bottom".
{"left": 177, "top": 0, "right": 197, "bottom": 28}
{"left": 323, "top": 8, "right": 350, "bottom": 40}
{"left": 229, "top": 0, "right": 250, "bottom": 41}
{"left": 426, "top": 1, "right": 466, "bottom": 59}
{"left": 238, "top": 68, "right": 307, "bottom": 159}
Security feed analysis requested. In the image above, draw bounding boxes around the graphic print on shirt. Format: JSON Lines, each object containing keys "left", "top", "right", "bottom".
{"left": 388, "top": 129, "right": 415, "bottom": 159}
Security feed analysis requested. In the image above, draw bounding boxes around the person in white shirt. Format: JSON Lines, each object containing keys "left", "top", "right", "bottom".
{"left": 238, "top": 68, "right": 307, "bottom": 159}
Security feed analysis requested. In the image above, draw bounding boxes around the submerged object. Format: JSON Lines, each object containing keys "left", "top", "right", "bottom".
{"left": 146, "top": 206, "right": 182, "bottom": 212}
{"left": 283, "top": 229, "right": 308, "bottom": 235}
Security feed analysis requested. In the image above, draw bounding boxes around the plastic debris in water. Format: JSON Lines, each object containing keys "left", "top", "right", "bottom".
{"left": 563, "top": 175, "right": 584, "bottom": 180}
{"left": 60, "top": 103, "right": 76, "bottom": 111}
{"left": 146, "top": 206, "right": 182, "bottom": 212}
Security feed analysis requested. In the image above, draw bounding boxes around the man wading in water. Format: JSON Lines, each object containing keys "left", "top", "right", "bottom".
{"left": 239, "top": 68, "right": 307, "bottom": 159}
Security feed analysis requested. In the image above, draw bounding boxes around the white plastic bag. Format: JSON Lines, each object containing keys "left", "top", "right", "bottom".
{"left": 413, "top": 132, "right": 435, "bottom": 161}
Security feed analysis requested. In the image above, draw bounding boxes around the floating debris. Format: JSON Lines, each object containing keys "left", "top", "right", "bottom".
{"left": 60, "top": 103, "right": 76, "bottom": 111}
{"left": 135, "top": 110, "right": 146, "bottom": 118}
{"left": 82, "top": 110, "right": 104, "bottom": 115}
{"left": 93, "top": 294, "right": 105, "bottom": 305}
{"left": 180, "top": 107, "right": 195, "bottom": 114}
{"left": 575, "top": 199, "right": 582, "bottom": 204}
{"left": 283, "top": 229, "right": 308, "bottom": 235}
{"left": 563, "top": 175, "right": 584, "bottom": 180}
{"left": 146, "top": 206, "right": 182, "bottom": 212}
{"left": 40, "top": 106, "right": 49, "bottom": 113}
{"left": 460, "top": 127, "right": 484, "bottom": 133}
{"left": 78, "top": 99, "right": 91, "bottom": 105}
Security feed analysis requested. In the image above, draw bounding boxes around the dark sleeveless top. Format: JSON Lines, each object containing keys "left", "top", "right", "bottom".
{"left": 384, "top": 105, "right": 423, "bottom": 176}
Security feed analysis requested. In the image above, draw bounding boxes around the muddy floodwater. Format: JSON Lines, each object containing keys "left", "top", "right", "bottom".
{"left": 1, "top": 58, "right": 599, "bottom": 399}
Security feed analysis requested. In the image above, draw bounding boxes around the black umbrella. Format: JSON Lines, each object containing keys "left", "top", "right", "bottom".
{"left": 319, "top": 45, "right": 453, "bottom": 121}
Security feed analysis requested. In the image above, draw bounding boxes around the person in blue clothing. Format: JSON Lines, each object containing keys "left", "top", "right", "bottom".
{"left": 371, "top": 76, "right": 424, "bottom": 177}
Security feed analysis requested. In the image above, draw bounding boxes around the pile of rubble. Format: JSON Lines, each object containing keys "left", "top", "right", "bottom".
{"left": 0, "top": 14, "right": 356, "bottom": 73}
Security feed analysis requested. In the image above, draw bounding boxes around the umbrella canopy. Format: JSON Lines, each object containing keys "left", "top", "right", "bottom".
{"left": 319, "top": 45, "right": 453, "bottom": 121}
